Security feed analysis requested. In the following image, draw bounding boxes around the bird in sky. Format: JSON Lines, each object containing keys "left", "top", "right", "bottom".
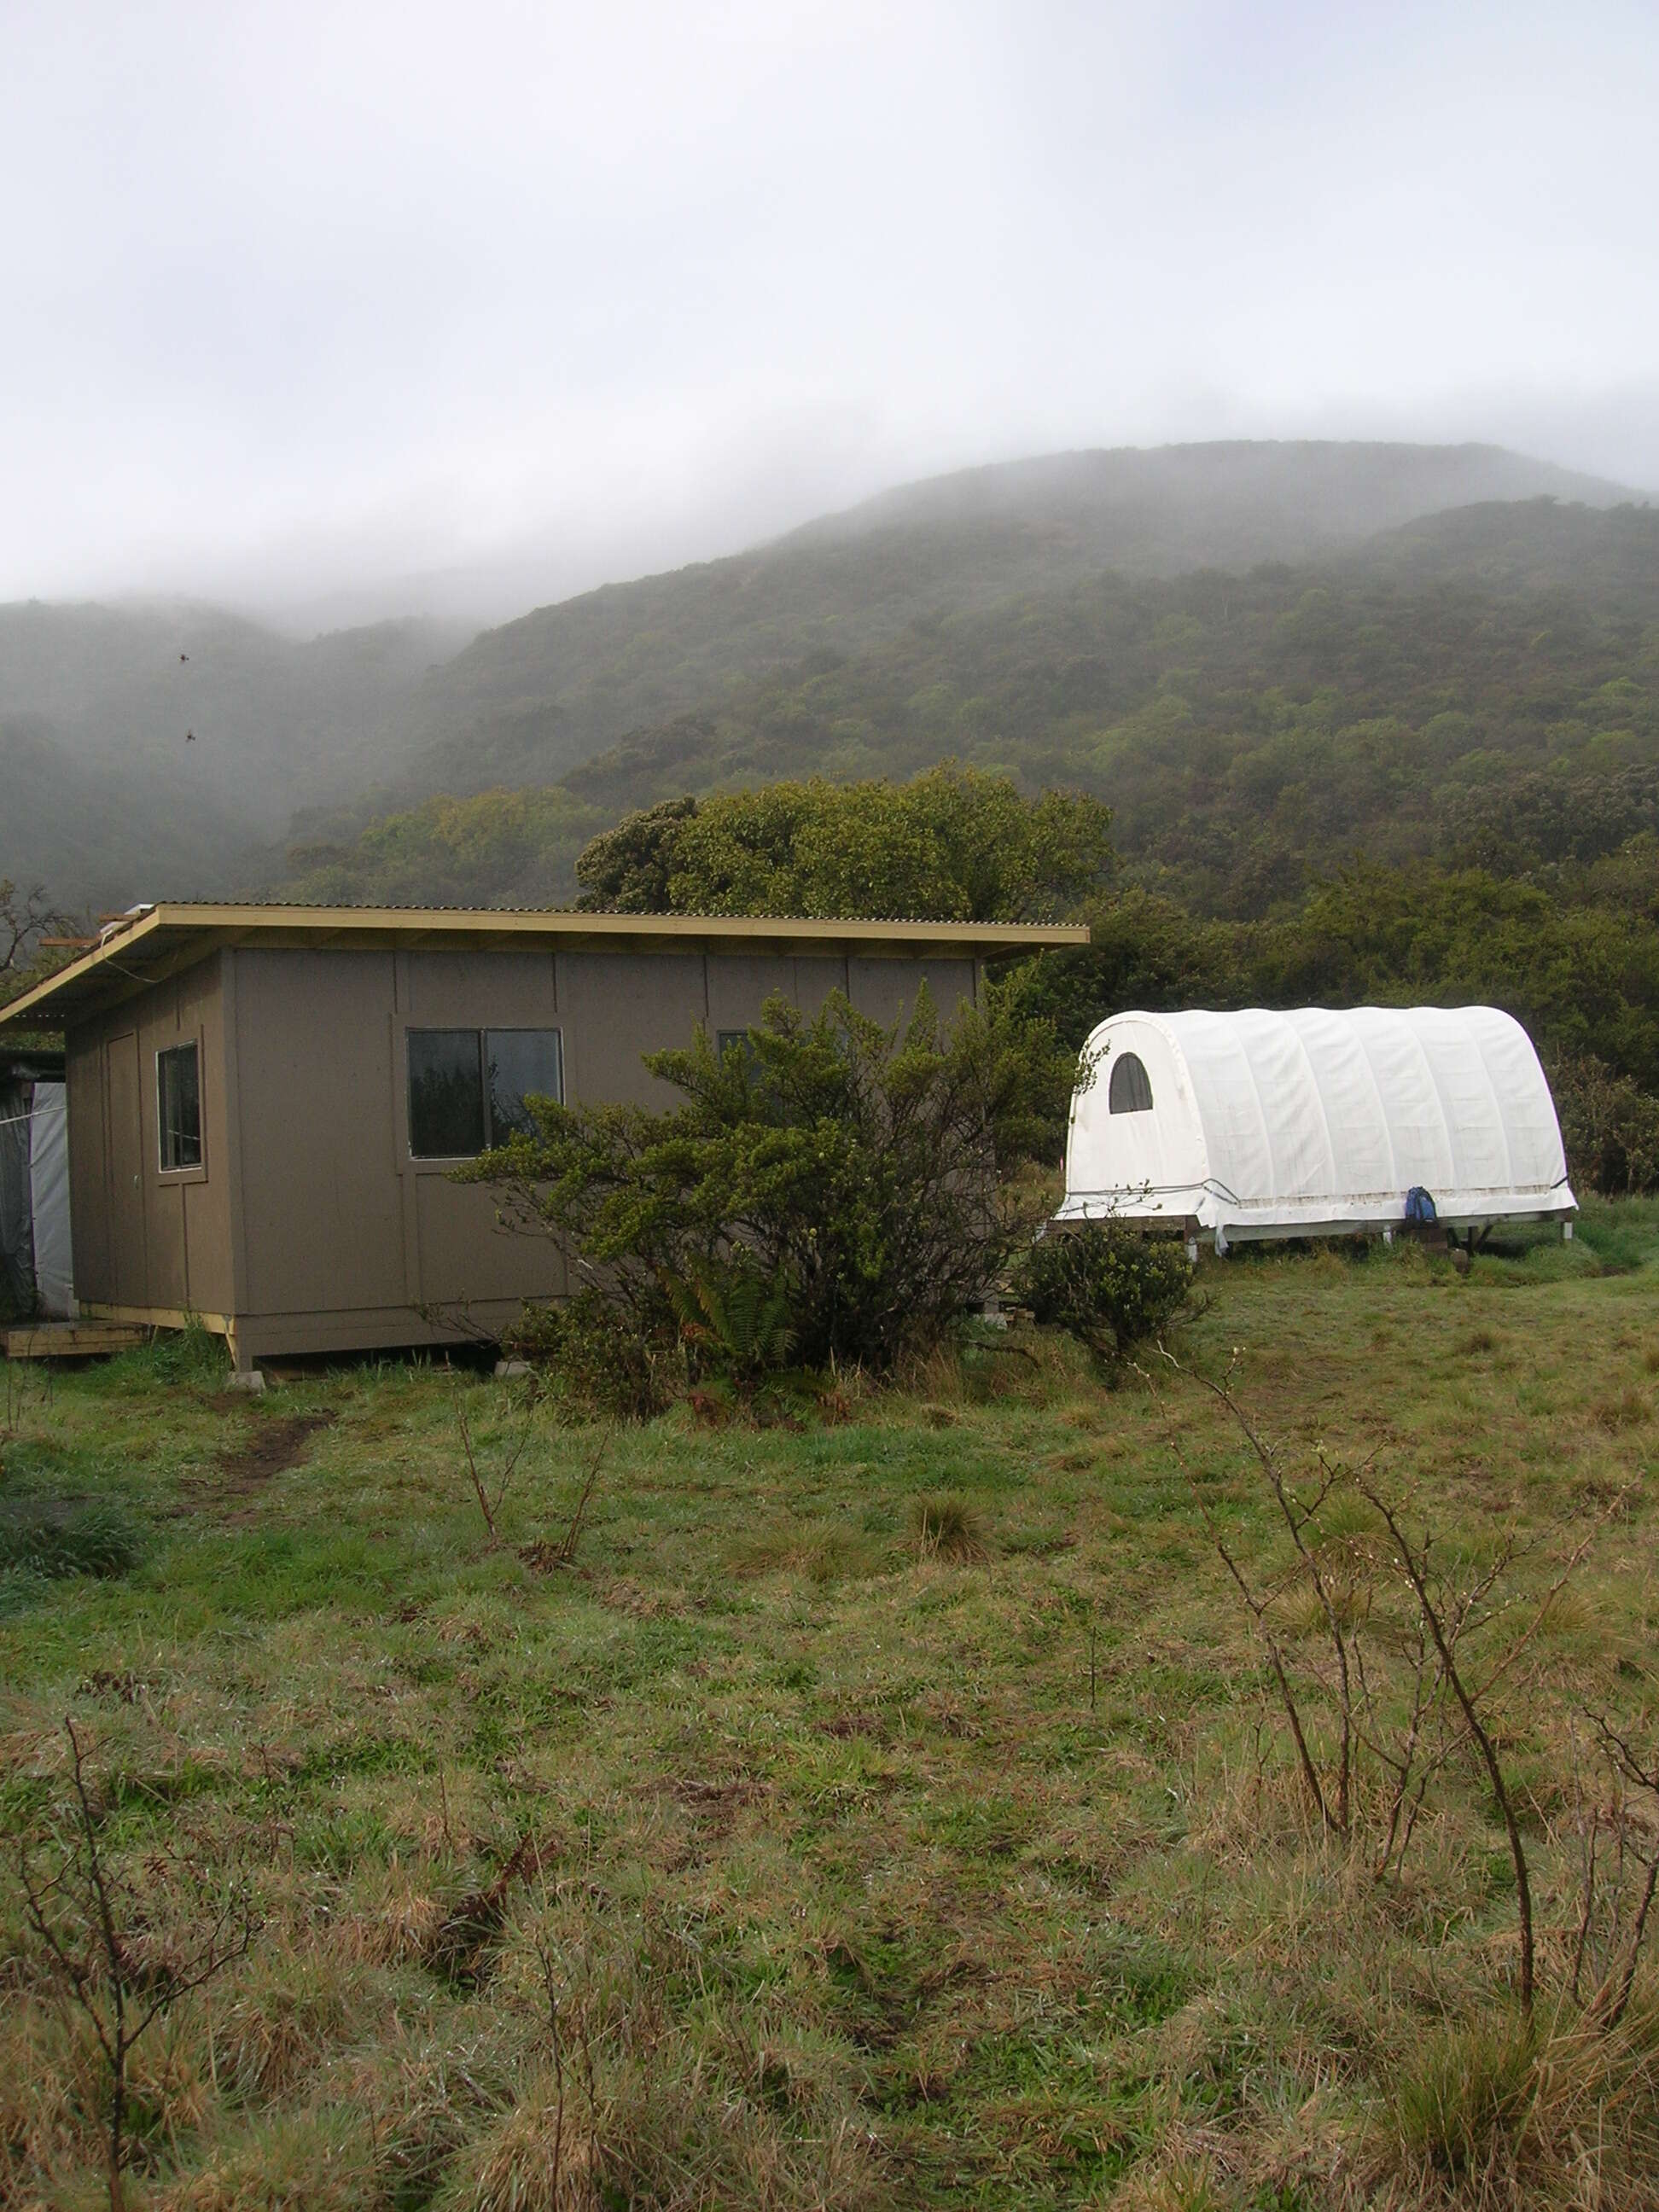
{"left": 179, "top": 652, "right": 189, "bottom": 662}
{"left": 185, "top": 730, "right": 195, "bottom": 742}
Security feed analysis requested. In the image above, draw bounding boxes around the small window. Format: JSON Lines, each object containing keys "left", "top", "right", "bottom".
{"left": 157, "top": 1042, "right": 202, "bottom": 1170}
{"left": 1109, "top": 1051, "right": 1154, "bottom": 1115}
{"left": 486, "top": 1028, "right": 564, "bottom": 1141}
{"left": 715, "top": 1027, "right": 765, "bottom": 1079}
{"left": 409, "top": 1030, "right": 486, "bottom": 1157}
{"left": 407, "top": 1027, "right": 562, "bottom": 1158}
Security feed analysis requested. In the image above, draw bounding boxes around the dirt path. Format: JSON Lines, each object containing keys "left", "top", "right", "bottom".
{"left": 174, "top": 1410, "right": 338, "bottom": 1519}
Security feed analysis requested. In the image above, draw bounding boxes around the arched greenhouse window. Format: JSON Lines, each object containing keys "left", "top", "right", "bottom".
{"left": 1109, "top": 1051, "right": 1154, "bottom": 1115}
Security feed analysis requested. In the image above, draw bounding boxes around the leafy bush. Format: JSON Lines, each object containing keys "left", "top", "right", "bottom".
{"left": 1551, "top": 1051, "right": 1659, "bottom": 1196}
{"left": 505, "top": 1287, "right": 674, "bottom": 1421}
{"left": 1011, "top": 1221, "right": 1195, "bottom": 1365}
{"left": 470, "top": 987, "right": 1073, "bottom": 1377}
{"left": 0, "top": 1495, "right": 144, "bottom": 1580}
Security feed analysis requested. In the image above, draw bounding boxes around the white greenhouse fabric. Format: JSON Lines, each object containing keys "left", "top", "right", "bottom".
{"left": 1057, "top": 1007, "right": 1575, "bottom": 1238}
{"left": 28, "top": 1083, "right": 76, "bottom": 1317}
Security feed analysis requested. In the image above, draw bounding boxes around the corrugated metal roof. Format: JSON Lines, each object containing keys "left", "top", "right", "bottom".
{"left": 0, "top": 902, "right": 1088, "bottom": 1031}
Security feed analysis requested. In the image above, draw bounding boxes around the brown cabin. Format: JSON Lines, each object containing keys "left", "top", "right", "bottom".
{"left": 0, "top": 904, "right": 1086, "bottom": 1370}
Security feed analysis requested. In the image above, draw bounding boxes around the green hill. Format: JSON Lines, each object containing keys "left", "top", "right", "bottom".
{"left": 400, "top": 442, "right": 1633, "bottom": 799}
{"left": 292, "top": 496, "right": 1658, "bottom": 920}
{"left": 0, "top": 711, "right": 253, "bottom": 910}
{"left": 2, "top": 442, "right": 1646, "bottom": 913}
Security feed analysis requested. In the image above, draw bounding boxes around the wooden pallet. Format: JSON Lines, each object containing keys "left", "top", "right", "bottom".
{"left": 3, "top": 1321, "right": 149, "bottom": 1359}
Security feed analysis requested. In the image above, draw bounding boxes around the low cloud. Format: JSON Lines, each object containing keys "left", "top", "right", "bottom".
{"left": 3, "top": 0, "right": 1656, "bottom": 620}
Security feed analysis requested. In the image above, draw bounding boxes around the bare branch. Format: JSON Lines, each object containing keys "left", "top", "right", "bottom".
{"left": 16, "top": 1720, "right": 259, "bottom": 2209}
{"left": 455, "top": 1387, "right": 539, "bottom": 1546}
{"left": 1356, "top": 1476, "right": 1537, "bottom": 2016}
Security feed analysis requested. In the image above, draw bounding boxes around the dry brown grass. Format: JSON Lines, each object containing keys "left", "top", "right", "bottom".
{"left": 908, "top": 1492, "right": 990, "bottom": 1562}
{"left": 1596, "top": 1384, "right": 1653, "bottom": 1432}
{"left": 1365, "top": 1990, "right": 1659, "bottom": 2209}
{"left": 3, "top": 1203, "right": 1657, "bottom": 2207}
{"left": 450, "top": 2075, "right": 605, "bottom": 2212}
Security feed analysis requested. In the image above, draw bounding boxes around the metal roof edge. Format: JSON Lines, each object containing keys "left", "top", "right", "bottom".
{"left": 0, "top": 906, "right": 170, "bottom": 1029}
{"left": 0, "top": 903, "right": 1090, "bottom": 1030}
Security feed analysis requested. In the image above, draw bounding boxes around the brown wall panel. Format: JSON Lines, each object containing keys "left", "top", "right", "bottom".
{"left": 413, "top": 1176, "right": 566, "bottom": 1310}
{"left": 402, "top": 949, "right": 559, "bottom": 1027}
{"left": 706, "top": 955, "right": 796, "bottom": 1033}
{"left": 64, "top": 952, "right": 235, "bottom": 1315}
{"left": 558, "top": 950, "right": 707, "bottom": 1108}
{"left": 789, "top": 955, "right": 851, "bottom": 1017}
{"left": 847, "top": 957, "right": 977, "bottom": 1028}
{"left": 397, "top": 949, "right": 568, "bottom": 1310}
{"left": 174, "top": 955, "right": 235, "bottom": 1315}
{"left": 234, "top": 950, "right": 408, "bottom": 1317}
{"left": 103, "top": 1030, "right": 148, "bottom": 1307}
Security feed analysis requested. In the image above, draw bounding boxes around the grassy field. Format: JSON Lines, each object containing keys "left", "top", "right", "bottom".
{"left": 3, "top": 1208, "right": 1658, "bottom": 2209}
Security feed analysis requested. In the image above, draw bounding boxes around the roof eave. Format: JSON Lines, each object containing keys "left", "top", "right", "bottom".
{"left": 0, "top": 905, "right": 1090, "bottom": 1032}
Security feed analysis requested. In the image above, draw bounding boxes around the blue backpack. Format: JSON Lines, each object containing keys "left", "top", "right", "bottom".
{"left": 1404, "top": 1185, "right": 1437, "bottom": 1225}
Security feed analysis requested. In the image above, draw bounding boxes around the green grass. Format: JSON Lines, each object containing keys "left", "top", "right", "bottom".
{"left": 0, "top": 1493, "right": 144, "bottom": 1584}
{"left": 3, "top": 1202, "right": 1659, "bottom": 2206}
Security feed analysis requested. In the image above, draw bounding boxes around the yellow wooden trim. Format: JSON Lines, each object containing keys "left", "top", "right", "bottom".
{"left": 144, "top": 901, "right": 1086, "bottom": 946}
{"left": 1, "top": 903, "right": 1089, "bottom": 1028}
{"left": 1, "top": 908, "right": 172, "bottom": 1027}
{"left": 79, "top": 1301, "right": 235, "bottom": 1339}
{"left": 4, "top": 1323, "right": 151, "bottom": 1359}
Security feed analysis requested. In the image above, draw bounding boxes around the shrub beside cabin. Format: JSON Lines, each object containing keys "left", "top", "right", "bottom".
{"left": 0, "top": 904, "right": 1085, "bottom": 1370}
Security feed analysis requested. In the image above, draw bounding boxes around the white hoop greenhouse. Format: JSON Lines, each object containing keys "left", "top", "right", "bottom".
{"left": 1056, "top": 1006, "right": 1575, "bottom": 1252}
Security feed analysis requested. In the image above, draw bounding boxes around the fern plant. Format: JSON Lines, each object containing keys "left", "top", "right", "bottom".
{"left": 661, "top": 1254, "right": 798, "bottom": 1389}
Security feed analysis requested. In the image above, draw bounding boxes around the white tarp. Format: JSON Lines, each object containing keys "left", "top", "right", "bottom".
{"left": 27, "top": 1082, "right": 76, "bottom": 1317}
{"left": 1057, "top": 1006, "right": 1575, "bottom": 1240}
{"left": 0, "top": 1085, "right": 31, "bottom": 1310}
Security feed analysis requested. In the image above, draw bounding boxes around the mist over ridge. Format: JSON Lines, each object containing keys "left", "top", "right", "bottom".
{"left": 0, "top": 434, "right": 1650, "bottom": 917}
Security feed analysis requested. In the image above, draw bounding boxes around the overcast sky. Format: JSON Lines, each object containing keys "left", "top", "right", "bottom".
{"left": 3, "top": 0, "right": 1656, "bottom": 624}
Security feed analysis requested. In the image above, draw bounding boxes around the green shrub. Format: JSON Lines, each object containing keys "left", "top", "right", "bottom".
{"left": 1571, "top": 1196, "right": 1659, "bottom": 1272}
{"left": 575, "top": 767, "right": 1114, "bottom": 923}
{"left": 469, "top": 986, "right": 1072, "bottom": 1377}
{"left": 0, "top": 1495, "right": 145, "bottom": 1580}
{"left": 1011, "top": 1221, "right": 1195, "bottom": 1365}
{"left": 1551, "top": 1052, "right": 1659, "bottom": 1196}
{"left": 662, "top": 1254, "right": 797, "bottom": 1388}
{"left": 506, "top": 1287, "right": 674, "bottom": 1421}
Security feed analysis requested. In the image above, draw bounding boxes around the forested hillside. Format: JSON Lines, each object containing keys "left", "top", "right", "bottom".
{"left": 0, "top": 442, "right": 1636, "bottom": 909}
{"left": 276, "top": 489, "right": 1659, "bottom": 1190}
{"left": 399, "top": 441, "right": 1628, "bottom": 798}
{"left": 288, "top": 498, "right": 1659, "bottom": 917}
{"left": 5, "top": 442, "right": 1656, "bottom": 1181}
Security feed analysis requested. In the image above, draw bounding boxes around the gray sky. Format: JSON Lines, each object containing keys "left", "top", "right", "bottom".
{"left": 4, "top": 0, "right": 1656, "bottom": 624}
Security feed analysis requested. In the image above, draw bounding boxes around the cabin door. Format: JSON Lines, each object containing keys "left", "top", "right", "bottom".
{"left": 104, "top": 1033, "right": 148, "bottom": 1308}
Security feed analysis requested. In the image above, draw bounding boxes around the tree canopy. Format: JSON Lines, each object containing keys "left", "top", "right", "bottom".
{"left": 574, "top": 767, "right": 1113, "bottom": 921}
